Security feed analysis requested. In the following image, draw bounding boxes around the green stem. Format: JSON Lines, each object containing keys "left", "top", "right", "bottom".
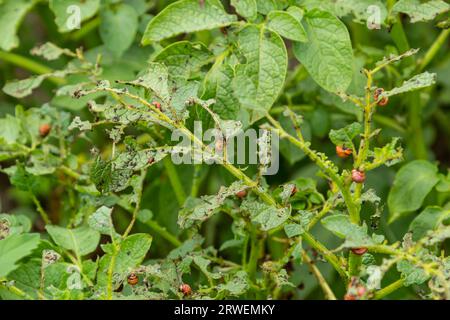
{"left": 31, "top": 194, "right": 50, "bottom": 224}
{"left": 348, "top": 253, "right": 362, "bottom": 277}
{"left": 163, "top": 157, "right": 187, "bottom": 206}
{"left": 122, "top": 169, "right": 146, "bottom": 238}
{"left": 0, "top": 51, "right": 64, "bottom": 85}
{"left": 417, "top": 29, "right": 450, "bottom": 72}
{"left": 145, "top": 220, "right": 181, "bottom": 247}
{"left": 302, "top": 232, "right": 348, "bottom": 280}
{"left": 373, "top": 279, "right": 404, "bottom": 300}
{"left": 69, "top": 17, "right": 101, "bottom": 41}
{"left": 302, "top": 251, "right": 337, "bottom": 300}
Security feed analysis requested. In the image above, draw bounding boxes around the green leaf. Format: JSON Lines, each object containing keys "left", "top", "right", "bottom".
{"left": 153, "top": 41, "right": 213, "bottom": 79}
{"left": 100, "top": 4, "right": 138, "bottom": 57}
{"left": 393, "top": 0, "right": 450, "bottom": 23}
{"left": 409, "top": 207, "right": 450, "bottom": 241}
{"left": 233, "top": 25, "right": 288, "bottom": 124}
{"left": 0, "top": 214, "right": 31, "bottom": 239}
{"left": 97, "top": 233, "right": 152, "bottom": 288}
{"left": 3, "top": 75, "right": 47, "bottom": 99}
{"left": 329, "top": 122, "right": 362, "bottom": 147}
{"left": 230, "top": 0, "right": 257, "bottom": 20}
{"left": 30, "top": 42, "right": 74, "bottom": 61}
{"left": 369, "top": 138, "right": 403, "bottom": 168}
{"left": 436, "top": 172, "right": 450, "bottom": 193}
{"left": 388, "top": 160, "right": 440, "bottom": 223}
{"left": 49, "top": 0, "right": 100, "bottom": 33}
{"left": 46, "top": 225, "right": 100, "bottom": 257}
{"left": 217, "top": 270, "right": 250, "bottom": 296}
{"left": 266, "top": 10, "right": 307, "bottom": 42}
{"left": 178, "top": 181, "right": 247, "bottom": 228}
{"left": 0, "top": 0, "right": 37, "bottom": 51}
{"left": 255, "top": 0, "right": 277, "bottom": 15}
{"left": 0, "top": 233, "right": 40, "bottom": 278}
{"left": 141, "top": 0, "right": 236, "bottom": 44}
{"left": 321, "top": 214, "right": 380, "bottom": 247}
{"left": 384, "top": 72, "right": 437, "bottom": 97}
{"left": 88, "top": 206, "right": 119, "bottom": 239}
{"left": 293, "top": 9, "right": 354, "bottom": 93}
{"left": 241, "top": 199, "right": 290, "bottom": 231}
{"left": 397, "top": 260, "right": 430, "bottom": 286}
{"left": 284, "top": 223, "right": 304, "bottom": 238}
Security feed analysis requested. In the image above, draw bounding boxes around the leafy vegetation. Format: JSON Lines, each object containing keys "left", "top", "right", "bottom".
{"left": 0, "top": 0, "right": 449, "bottom": 300}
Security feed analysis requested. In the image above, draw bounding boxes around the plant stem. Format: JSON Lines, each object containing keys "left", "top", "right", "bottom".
{"left": 31, "top": 194, "right": 51, "bottom": 224}
{"left": 302, "top": 232, "right": 348, "bottom": 280}
{"left": 302, "top": 251, "right": 337, "bottom": 300}
{"left": 122, "top": 169, "right": 146, "bottom": 238}
{"left": 163, "top": 156, "right": 187, "bottom": 206}
{"left": 145, "top": 220, "right": 181, "bottom": 247}
{"left": 373, "top": 279, "right": 404, "bottom": 300}
{"left": 0, "top": 51, "right": 65, "bottom": 85}
{"left": 417, "top": 29, "right": 450, "bottom": 72}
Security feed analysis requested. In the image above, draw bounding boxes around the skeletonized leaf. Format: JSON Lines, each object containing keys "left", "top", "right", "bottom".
{"left": 384, "top": 72, "right": 437, "bottom": 97}
{"left": 31, "top": 42, "right": 74, "bottom": 60}
{"left": 241, "top": 199, "right": 290, "bottom": 231}
{"left": 293, "top": 9, "right": 354, "bottom": 93}
{"left": 153, "top": 41, "right": 213, "bottom": 79}
{"left": 409, "top": 207, "right": 450, "bottom": 241}
{"left": 321, "top": 214, "right": 383, "bottom": 248}
{"left": 141, "top": 0, "right": 236, "bottom": 44}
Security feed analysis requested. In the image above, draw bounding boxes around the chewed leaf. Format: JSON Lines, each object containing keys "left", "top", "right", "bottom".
{"left": 119, "top": 63, "right": 171, "bottom": 102}
{"left": 241, "top": 199, "right": 290, "bottom": 231}
{"left": 153, "top": 41, "right": 213, "bottom": 79}
{"left": 329, "top": 122, "right": 362, "bottom": 147}
{"left": 141, "top": 0, "right": 236, "bottom": 44}
{"left": 88, "top": 206, "right": 119, "bottom": 239}
{"left": 68, "top": 116, "right": 92, "bottom": 131}
{"left": 178, "top": 181, "right": 248, "bottom": 228}
{"left": 393, "top": 0, "right": 450, "bottom": 23}
{"left": 3, "top": 75, "right": 47, "bottom": 98}
{"left": 373, "top": 48, "right": 420, "bottom": 71}
{"left": 321, "top": 214, "right": 383, "bottom": 248}
{"left": 384, "top": 72, "right": 437, "bottom": 97}
{"left": 397, "top": 260, "right": 429, "bottom": 286}
{"left": 217, "top": 271, "right": 250, "bottom": 296}
{"left": 31, "top": 42, "right": 75, "bottom": 60}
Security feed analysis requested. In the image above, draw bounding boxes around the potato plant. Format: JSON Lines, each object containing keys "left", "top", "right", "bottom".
{"left": 0, "top": 0, "right": 449, "bottom": 300}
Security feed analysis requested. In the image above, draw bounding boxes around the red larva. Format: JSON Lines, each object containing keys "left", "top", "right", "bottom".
{"left": 351, "top": 169, "right": 366, "bottom": 183}
{"left": 152, "top": 101, "right": 162, "bottom": 111}
{"left": 373, "top": 88, "right": 389, "bottom": 106}
{"left": 127, "top": 273, "right": 138, "bottom": 286}
{"left": 39, "top": 124, "right": 51, "bottom": 137}
{"left": 179, "top": 283, "right": 192, "bottom": 296}
{"left": 351, "top": 247, "right": 368, "bottom": 255}
{"left": 336, "top": 146, "right": 353, "bottom": 158}
{"left": 236, "top": 190, "right": 247, "bottom": 198}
